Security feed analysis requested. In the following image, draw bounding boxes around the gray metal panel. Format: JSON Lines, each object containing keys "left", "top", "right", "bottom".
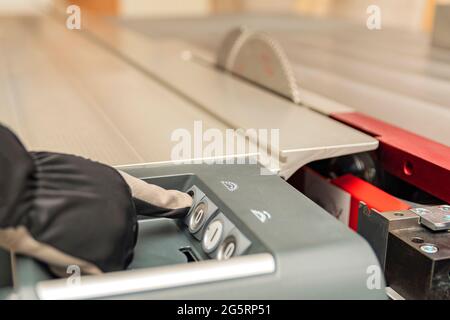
{"left": 0, "top": 17, "right": 141, "bottom": 164}
{"left": 83, "top": 17, "right": 378, "bottom": 177}
{"left": 0, "top": 250, "right": 12, "bottom": 288}
{"left": 122, "top": 14, "right": 450, "bottom": 146}
{"left": 129, "top": 219, "right": 194, "bottom": 269}
{"left": 357, "top": 204, "right": 419, "bottom": 269}
{"left": 125, "top": 163, "right": 386, "bottom": 299}
{"left": 0, "top": 16, "right": 237, "bottom": 166}
{"left": 120, "top": 163, "right": 385, "bottom": 299}
{"left": 123, "top": 14, "right": 450, "bottom": 76}
{"left": 0, "top": 15, "right": 377, "bottom": 176}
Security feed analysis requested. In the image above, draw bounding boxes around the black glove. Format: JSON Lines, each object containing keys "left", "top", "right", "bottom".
{"left": 0, "top": 124, "right": 192, "bottom": 277}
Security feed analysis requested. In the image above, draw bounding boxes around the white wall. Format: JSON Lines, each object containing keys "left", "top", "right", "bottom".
{"left": 120, "top": 0, "right": 210, "bottom": 17}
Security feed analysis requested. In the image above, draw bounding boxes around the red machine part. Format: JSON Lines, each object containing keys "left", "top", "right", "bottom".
{"left": 332, "top": 174, "right": 410, "bottom": 231}
{"left": 331, "top": 112, "right": 450, "bottom": 204}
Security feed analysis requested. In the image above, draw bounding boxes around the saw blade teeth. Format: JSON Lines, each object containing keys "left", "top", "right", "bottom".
{"left": 216, "top": 26, "right": 249, "bottom": 69}
{"left": 258, "top": 32, "right": 301, "bottom": 104}
{"left": 217, "top": 27, "right": 301, "bottom": 104}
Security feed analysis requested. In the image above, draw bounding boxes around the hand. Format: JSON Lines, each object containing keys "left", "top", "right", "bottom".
{"left": 118, "top": 170, "right": 193, "bottom": 212}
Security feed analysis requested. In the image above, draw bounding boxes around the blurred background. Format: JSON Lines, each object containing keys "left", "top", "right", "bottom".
{"left": 0, "top": 0, "right": 449, "bottom": 32}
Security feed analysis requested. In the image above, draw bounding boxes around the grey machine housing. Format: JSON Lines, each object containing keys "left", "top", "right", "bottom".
{"left": 6, "top": 161, "right": 385, "bottom": 299}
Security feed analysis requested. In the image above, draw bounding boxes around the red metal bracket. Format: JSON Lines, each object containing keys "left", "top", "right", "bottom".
{"left": 332, "top": 174, "right": 410, "bottom": 231}
{"left": 331, "top": 112, "right": 450, "bottom": 203}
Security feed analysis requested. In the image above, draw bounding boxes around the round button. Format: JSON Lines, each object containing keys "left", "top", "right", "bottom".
{"left": 189, "top": 202, "right": 207, "bottom": 233}
{"left": 202, "top": 220, "right": 224, "bottom": 253}
{"left": 217, "top": 237, "right": 237, "bottom": 260}
{"left": 420, "top": 244, "right": 438, "bottom": 254}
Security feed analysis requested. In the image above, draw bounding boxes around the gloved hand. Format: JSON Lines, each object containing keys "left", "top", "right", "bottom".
{"left": 0, "top": 124, "right": 192, "bottom": 277}
{"left": 119, "top": 170, "right": 192, "bottom": 219}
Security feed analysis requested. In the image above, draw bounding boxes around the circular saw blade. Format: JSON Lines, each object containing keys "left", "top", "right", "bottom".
{"left": 216, "top": 26, "right": 249, "bottom": 70}
{"left": 217, "top": 27, "right": 301, "bottom": 104}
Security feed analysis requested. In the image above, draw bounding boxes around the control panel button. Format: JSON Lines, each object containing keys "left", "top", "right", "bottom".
{"left": 217, "top": 237, "right": 237, "bottom": 260}
{"left": 202, "top": 219, "right": 224, "bottom": 253}
{"left": 189, "top": 202, "right": 207, "bottom": 233}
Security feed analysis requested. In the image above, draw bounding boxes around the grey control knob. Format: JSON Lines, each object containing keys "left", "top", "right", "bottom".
{"left": 217, "top": 236, "right": 237, "bottom": 260}
{"left": 202, "top": 219, "right": 224, "bottom": 253}
{"left": 189, "top": 202, "right": 207, "bottom": 233}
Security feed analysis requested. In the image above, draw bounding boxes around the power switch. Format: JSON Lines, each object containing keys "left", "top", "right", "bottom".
{"left": 189, "top": 202, "right": 207, "bottom": 234}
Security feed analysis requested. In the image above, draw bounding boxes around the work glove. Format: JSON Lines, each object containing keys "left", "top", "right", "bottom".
{"left": 0, "top": 124, "right": 192, "bottom": 277}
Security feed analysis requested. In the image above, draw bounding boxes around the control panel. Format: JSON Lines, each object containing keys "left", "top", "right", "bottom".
{"left": 7, "top": 162, "right": 385, "bottom": 300}
{"left": 183, "top": 185, "right": 251, "bottom": 260}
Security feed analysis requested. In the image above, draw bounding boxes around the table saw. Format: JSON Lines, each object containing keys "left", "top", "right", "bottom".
{"left": 0, "top": 11, "right": 448, "bottom": 300}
